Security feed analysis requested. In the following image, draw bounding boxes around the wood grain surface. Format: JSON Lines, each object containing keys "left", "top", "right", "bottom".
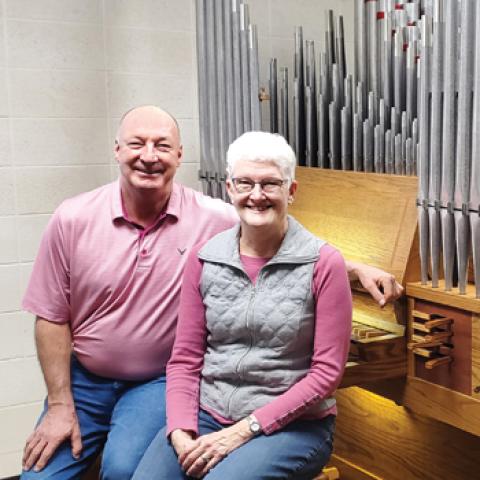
{"left": 333, "top": 386, "right": 480, "bottom": 480}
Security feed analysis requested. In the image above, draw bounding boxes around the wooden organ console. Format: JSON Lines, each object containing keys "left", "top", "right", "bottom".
{"left": 291, "top": 167, "right": 480, "bottom": 480}
{"left": 289, "top": 167, "right": 420, "bottom": 388}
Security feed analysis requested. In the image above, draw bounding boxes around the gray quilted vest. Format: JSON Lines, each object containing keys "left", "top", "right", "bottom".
{"left": 198, "top": 216, "right": 336, "bottom": 421}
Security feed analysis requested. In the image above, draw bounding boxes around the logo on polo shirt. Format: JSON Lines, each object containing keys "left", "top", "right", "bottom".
{"left": 177, "top": 247, "right": 187, "bottom": 255}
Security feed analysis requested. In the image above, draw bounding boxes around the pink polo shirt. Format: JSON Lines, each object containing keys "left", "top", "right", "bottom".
{"left": 22, "top": 181, "right": 237, "bottom": 381}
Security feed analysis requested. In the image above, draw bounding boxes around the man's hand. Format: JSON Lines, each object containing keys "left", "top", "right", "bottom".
{"left": 22, "top": 402, "right": 82, "bottom": 472}
{"left": 178, "top": 419, "right": 253, "bottom": 478}
{"left": 346, "top": 261, "right": 403, "bottom": 307}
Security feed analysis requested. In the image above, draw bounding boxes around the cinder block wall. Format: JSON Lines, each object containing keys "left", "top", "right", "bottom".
{"left": 0, "top": 0, "right": 353, "bottom": 476}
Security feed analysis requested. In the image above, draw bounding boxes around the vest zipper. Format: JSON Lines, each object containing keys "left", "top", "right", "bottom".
{"left": 226, "top": 282, "right": 257, "bottom": 417}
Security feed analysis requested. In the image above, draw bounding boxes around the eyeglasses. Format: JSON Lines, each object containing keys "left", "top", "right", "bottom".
{"left": 231, "top": 177, "right": 288, "bottom": 193}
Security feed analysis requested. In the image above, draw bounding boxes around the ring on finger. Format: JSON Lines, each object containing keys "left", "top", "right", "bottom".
{"left": 202, "top": 454, "right": 212, "bottom": 463}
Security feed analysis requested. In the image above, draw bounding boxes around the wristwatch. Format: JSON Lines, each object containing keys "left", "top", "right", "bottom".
{"left": 246, "top": 415, "right": 262, "bottom": 436}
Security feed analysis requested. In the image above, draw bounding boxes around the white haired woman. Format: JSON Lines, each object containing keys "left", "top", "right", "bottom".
{"left": 133, "top": 131, "right": 352, "bottom": 480}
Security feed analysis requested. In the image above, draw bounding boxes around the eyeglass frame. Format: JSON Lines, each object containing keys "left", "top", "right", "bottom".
{"left": 230, "top": 177, "right": 289, "bottom": 194}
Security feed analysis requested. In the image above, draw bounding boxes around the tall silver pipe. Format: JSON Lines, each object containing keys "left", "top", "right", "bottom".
{"left": 240, "top": 3, "right": 251, "bottom": 132}
{"left": 318, "top": 93, "right": 328, "bottom": 168}
{"left": 440, "top": 0, "right": 458, "bottom": 291}
{"left": 385, "top": 129, "right": 394, "bottom": 174}
{"left": 377, "top": 0, "right": 386, "bottom": 99}
{"left": 341, "top": 107, "right": 352, "bottom": 170}
{"left": 374, "top": 124, "right": 385, "bottom": 173}
{"left": 215, "top": 0, "right": 227, "bottom": 197}
{"left": 418, "top": 15, "right": 432, "bottom": 284}
{"left": 428, "top": 0, "right": 444, "bottom": 288}
{"left": 249, "top": 24, "right": 261, "bottom": 130}
{"left": 345, "top": 75, "right": 353, "bottom": 116}
{"left": 358, "top": 1, "right": 368, "bottom": 107}
{"left": 196, "top": 0, "right": 210, "bottom": 194}
{"left": 406, "top": 137, "right": 414, "bottom": 175}
{"left": 224, "top": 0, "right": 236, "bottom": 145}
{"left": 231, "top": 0, "right": 243, "bottom": 137}
{"left": 353, "top": 113, "right": 363, "bottom": 171}
{"left": 269, "top": 59, "right": 278, "bottom": 133}
{"left": 383, "top": 10, "right": 393, "bottom": 110}
{"left": 326, "top": 10, "right": 336, "bottom": 65}
{"left": 406, "top": 40, "right": 417, "bottom": 127}
{"left": 454, "top": 0, "right": 475, "bottom": 294}
{"left": 412, "top": 118, "right": 418, "bottom": 175}
{"left": 470, "top": 0, "right": 480, "bottom": 297}
{"left": 205, "top": 0, "right": 219, "bottom": 195}
{"left": 306, "top": 86, "right": 314, "bottom": 167}
{"left": 329, "top": 102, "right": 341, "bottom": 169}
{"left": 368, "top": 91, "right": 377, "bottom": 126}
{"left": 401, "top": 111, "right": 408, "bottom": 174}
{"left": 393, "top": 27, "right": 406, "bottom": 112}
{"left": 279, "top": 67, "right": 290, "bottom": 142}
{"left": 306, "top": 40, "right": 317, "bottom": 167}
{"left": 356, "top": 82, "right": 365, "bottom": 122}
{"left": 394, "top": 133, "right": 402, "bottom": 175}
{"left": 366, "top": 0, "right": 378, "bottom": 95}
{"left": 363, "top": 120, "right": 374, "bottom": 172}
{"left": 294, "top": 26, "right": 305, "bottom": 165}
{"left": 336, "top": 15, "right": 346, "bottom": 100}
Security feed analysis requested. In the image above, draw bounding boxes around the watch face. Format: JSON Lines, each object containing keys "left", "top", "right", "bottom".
{"left": 249, "top": 417, "right": 261, "bottom": 434}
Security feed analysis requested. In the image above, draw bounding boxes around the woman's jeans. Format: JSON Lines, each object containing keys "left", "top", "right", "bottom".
{"left": 133, "top": 409, "right": 336, "bottom": 480}
{"left": 21, "top": 357, "right": 167, "bottom": 480}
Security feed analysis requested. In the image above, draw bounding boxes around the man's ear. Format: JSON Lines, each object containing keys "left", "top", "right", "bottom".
{"left": 114, "top": 140, "right": 120, "bottom": 161}
{"left": 176, "top": 145, "right": 183, "bottom": 166}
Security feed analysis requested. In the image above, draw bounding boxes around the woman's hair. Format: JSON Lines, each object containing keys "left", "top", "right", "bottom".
{"left": 226, "top": 131, "right": 297, "bottom": 182}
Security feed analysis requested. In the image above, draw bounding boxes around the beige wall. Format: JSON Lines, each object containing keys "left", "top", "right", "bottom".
{"left": 0, "top": 0, "right": 353, "bottom": 476}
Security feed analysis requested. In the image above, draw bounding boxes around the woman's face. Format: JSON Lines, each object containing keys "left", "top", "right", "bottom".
{"left": 226, "top": 159, "right": 297, "bottom": 230}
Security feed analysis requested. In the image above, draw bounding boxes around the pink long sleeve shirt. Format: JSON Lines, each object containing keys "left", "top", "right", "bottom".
{"left": 166, "top": 242, "right": 352, "bottom": 436}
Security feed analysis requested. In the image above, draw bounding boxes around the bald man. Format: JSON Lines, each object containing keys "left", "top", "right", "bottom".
{"left": 21, "top": 106, "right": 238, "bottom": 479}
{"left": 20, "top": 106, "right": 402, "bottom": 479}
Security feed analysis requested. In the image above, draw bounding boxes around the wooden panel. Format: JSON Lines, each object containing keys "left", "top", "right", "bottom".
{"left": 407, "top": 297, "right": 415, "bottom": 376}
{"left": 341, "top": 355, "right": 407, "bottom": 388}
{"left": 333, "top": 386, "right": 480, "bottom": 480}
{"left": 404, "top": 377, "right": 480, "bottom": 437}
{"left": 352, "top": 292, "right": 405, "bottom": 333}
{"left": 412, "top": 300, "right": 472, "bottom": 395}
{"left": 291, "top": 168, "right": 419, "bottom": 285}
{"left": 473, "top": 314, "right": 480, "bottom": 399}
{"left": 406, "top": 281, "right": 480, "bottom": 313}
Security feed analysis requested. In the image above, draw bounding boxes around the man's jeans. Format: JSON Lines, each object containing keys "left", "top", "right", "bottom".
{"left": 21, "top": 356, "right": 166, "bottom": 480}
{"left": 133, "top": 409, "right": 336, "bottom": 480}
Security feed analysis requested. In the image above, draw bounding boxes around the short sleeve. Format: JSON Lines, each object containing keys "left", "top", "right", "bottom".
{"left": 22, "top": 208, "right": 71, "bottom": 323}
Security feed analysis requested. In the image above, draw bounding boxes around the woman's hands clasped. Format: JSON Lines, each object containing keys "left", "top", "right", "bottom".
{"left": 170, "top": 419, "right": 253, "bottom": 478}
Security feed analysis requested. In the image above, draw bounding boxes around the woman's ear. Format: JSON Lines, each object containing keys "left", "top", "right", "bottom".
{"left": 288, "top": 180, "right": 298, "bottom": 202}
{"left": 226, "top": 178, "right": 235, "bottom": 201}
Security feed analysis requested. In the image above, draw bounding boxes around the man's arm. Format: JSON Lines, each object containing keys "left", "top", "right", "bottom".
{"left": 345, "top": 260, "right": 404, "bottom": 307}
{"left": 22, "top": 318, "right": 82, "bottom": 472}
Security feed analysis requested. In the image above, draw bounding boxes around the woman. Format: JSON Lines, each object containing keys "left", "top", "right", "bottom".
{"left": 133, "top": 131, "right": 352, "bottom": 480}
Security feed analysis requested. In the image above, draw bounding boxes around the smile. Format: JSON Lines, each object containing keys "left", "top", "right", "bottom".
{"left": 246, "top": 205, "right": 272, "bottom": 211}
{"left": 134, "top": 168, "right": 164, "bottom": 175}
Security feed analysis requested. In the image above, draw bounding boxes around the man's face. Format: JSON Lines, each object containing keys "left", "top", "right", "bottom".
{"left": 114, "top": 107, "right": 183, "bottom": 194}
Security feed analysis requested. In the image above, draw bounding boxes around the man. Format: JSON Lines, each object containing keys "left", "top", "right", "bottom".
{"left": 21, "top": 105, "right": 402, "bottom": 479}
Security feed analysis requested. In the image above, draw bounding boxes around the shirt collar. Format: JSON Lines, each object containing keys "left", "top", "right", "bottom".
{"left": 111, "top": 180, "right": 181, "bottom": 223}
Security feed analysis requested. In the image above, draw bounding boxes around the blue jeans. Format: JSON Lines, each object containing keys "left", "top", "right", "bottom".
{"left": 21, "top": 356, "right": 166, "bottom": 480}
{"left": 133, "top": 409, "right": 335, "bottom": 480}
